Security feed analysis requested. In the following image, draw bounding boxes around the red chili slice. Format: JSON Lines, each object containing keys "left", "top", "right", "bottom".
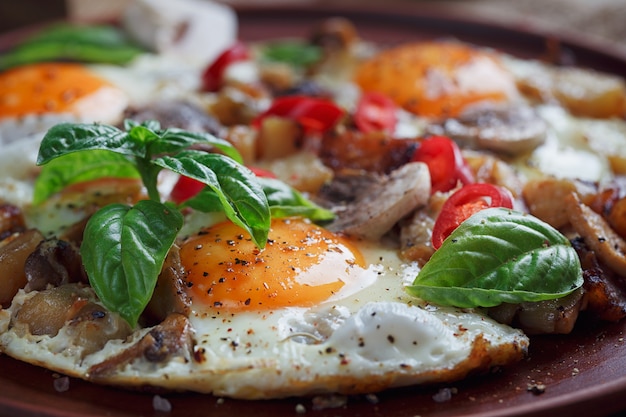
{"left": 354, "top": 91, "right": 398, "bottom": 134}
{"left": 252, "top": 95, "right": 345, "bottom": 134}
{"left": 431, "top": 183, "right": 514, "bottom": 249}
{"left": 201, "top": 41, "right": 250, "bottom": 92}
{"left": 411, "top": 135, "right": 474, "bottom": 194}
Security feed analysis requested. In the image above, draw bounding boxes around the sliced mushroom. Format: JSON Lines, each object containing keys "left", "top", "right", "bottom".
{"left": 88, "top": 313, "right": 193, "bottom": 380}
{"left": 143, "top": 245, "right": 191, "bottom": 325}
{"left": 327, "top": 162, "right": 431, "bottom": 240}
{"left": 427, "top": 105, "right": 546, "bottom": 155}
{"left": 23, "top": 238, "right": 87, "bottom": 292}
{"left": 124, "top": 100, "right": 221, "bottom": 135}
{"left": 565, "top": 192, "right": 626, "bottom": 277}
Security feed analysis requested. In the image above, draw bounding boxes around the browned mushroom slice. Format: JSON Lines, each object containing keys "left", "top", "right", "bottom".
{"left": 572, "top": 237, "right": 626, "bottom": 322}
{"left": 565, "top": 192, "right": 626, "bottom": 277}
{"left": 23, "top": 238, "right": 88, "bottom": 292}
{"left": 88, "top": 313, "right": 193, "bottom": 380}
{"left": 327, "top": 162, "right": 430, "bottom": 240}
{"left": 427, "top": 106, "right": 546, "bottom": 155}
{"left": 143, "top": 245, "right": 191, "bottom": 325}
{"left": 0, "top": 229, "right": 45, "bottom": 307}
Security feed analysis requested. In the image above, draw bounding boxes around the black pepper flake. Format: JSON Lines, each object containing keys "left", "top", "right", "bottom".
{"left": 203, "top": 271, "right": 209, "bottom": 277}
{"left": 214, "top": 301, "right": 222, "bottom": 307}
{"left": 227, "top": 240, "right": 236, "bottom": 246}
{"left": 219, "top": 277, "right": 226, "bottom": 283}
{"left": 387, "top": 335, "right": 395, "bottom": 344}
{"left": 244, "top": 298, "right": 251, "bottom": 305}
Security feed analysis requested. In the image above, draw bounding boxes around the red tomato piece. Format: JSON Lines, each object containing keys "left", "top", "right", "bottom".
{"left": 411, "top": 136, "right": 474, "bottom": 194}
{"left": 252, "top": 95, "right": 345, "bottom": 134}
{"left": 201, "top": 41, "right": 250, "bottom": 92}
{"left": 431, "top": 183, "right": 514, "bottom": 249}
{"left": 248, "top": 166, "right": 277, "bottom": 178}
{"left": 170, "top": 175, "right": 206, "bottom": 204}
{"left": 354, "top": 91, "right": 398, "bottom": 134}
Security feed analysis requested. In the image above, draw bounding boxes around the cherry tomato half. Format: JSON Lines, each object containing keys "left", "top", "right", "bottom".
{"left": 354, "top": 91, "right": 397, "bottom": 134}
{"left": 201, "top": 41, "right": 251, "bottom": 92}
{"left": 170, "top": 167, "right": 277, "bottom": 204}
{"left": 411, "top": 135, "right": 474, "bottom": 194}
{"left": 253, "top": 95, "right": 344, "bottom": 134}
{"left": 431, "top": 183, "right": 514, "bottom": 249}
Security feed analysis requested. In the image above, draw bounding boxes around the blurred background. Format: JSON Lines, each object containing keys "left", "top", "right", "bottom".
{"left": 0, "top": 0, "right": 624, "bottom": 55}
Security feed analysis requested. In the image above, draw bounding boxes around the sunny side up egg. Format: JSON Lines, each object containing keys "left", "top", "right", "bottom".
{"left": 79, "top": 217, "right": 525, "bottom": 399}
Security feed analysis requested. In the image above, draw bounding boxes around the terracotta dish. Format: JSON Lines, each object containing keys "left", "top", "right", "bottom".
{"left": 1, "top": 4, "right": 625, "bottom": 417}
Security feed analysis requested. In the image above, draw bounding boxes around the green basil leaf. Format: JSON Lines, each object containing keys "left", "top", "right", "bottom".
{"left": 37, "top": 123, "right": 143, "bottom": 165}
{"left": 80, "top": 201, "right": 183, "bottom": 326}
{"left": 262, "top": 41, "right": 322, "bottom": 68}
{"left": 406, "top": 208, "right": 583, "bottom": 308}
{"left": 0, "top": 24, "right": 144, "bottom": 71}
{"left": 33, "top": 150, "right": 139, "bottom": 205}
{"left": 154, "top": 150, "right": 270, "bottom": 247}
{"left": 183, "top": 177, "right": 335, "bottom": 223}
{"left": 150, "top": 129, "right": 243, "bottom": 163}
{"left": 258, "top": 177, "right": 334, "bottom": 222}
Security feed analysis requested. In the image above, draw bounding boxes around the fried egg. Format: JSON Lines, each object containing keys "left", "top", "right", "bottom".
{"left": 0, "top": 214, "right": 528, "bottom": 399}
{"left": 0, "top": 63, "right": 128, "bottom": 144}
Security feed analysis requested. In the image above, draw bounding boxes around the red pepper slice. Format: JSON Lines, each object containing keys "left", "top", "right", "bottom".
{"left": 411, "top": 135, "right": 474, "bottom": 194}
{"left": 170, "top": 167, "right": 277, "bottom": 204}
{"left": 431, "top": 183, "right": 514, "bottom": 249}
{"left": 354, "top": 91, "right": 397, "bottom": 134}
{"left": 201, "top": 41, "right": 250, "bottom": 92}
{"left": 253, "top": 95, "right": 344, "bottom": 134}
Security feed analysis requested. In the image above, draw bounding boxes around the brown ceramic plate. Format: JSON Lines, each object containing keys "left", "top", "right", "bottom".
{"left": 1, "top": 4, "right": 626, "bottom": 417}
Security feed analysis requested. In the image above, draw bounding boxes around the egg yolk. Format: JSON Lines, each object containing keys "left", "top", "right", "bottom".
{"left": 0, "top": 62, "right": 111, "bottom": 117}
{"left": 354, "top": 41, "right": 517, "bottom": 118}
{"left": 180, "top": 218, "right": 366, "bottom": 311}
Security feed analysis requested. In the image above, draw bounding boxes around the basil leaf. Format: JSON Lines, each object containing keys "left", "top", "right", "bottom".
{"left": 0, "top": 24, "right": 143, "bottom": 71}
{"left": 33, "top": 150, "right": 139, "bottom": 205}
{"left": 262, "top": 41, "right": 322, "bottom": 68}
{"left": 149, "top": 128, "right": 243, "bottom": 163}
{"left": 258, "top": 177, "right": 334, "bottom": 222}
{"left": 154, "top": 150, "right": 270, "bottom": 247}
{"left": 183, "top": 177, "right": 335, "bottom": 223}
{"left": 80, "top": 201, "right": 183, "bottom": 326}
{"left": 37, "top": 123, "right": 142, "bottom": 164}
{"left": 406, "top": 208, "right": 583, "bottom": 308}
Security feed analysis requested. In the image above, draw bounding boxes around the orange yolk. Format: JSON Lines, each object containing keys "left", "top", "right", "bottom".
{"left": 0, "top": 62, "right": 111, "bottom": 117}
{"left": 354, "top": 41, "right": 518, "bottom": 118}
{"left": 179, "top": 218, "right": 366, "bottom": 311}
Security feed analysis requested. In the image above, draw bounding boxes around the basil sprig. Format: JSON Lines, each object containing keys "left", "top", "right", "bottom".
{"left": 262, "top": 41, "right": 322, "bottom": 68}
{"left": 36, "top": 120, "right": 270, "bottom": 326}
{"left": 406, "top": 208, "right": 583, "bottom": 308}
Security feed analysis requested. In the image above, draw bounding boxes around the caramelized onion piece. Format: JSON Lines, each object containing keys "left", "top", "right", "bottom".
{"left": 11, "top": 284, "right": 89, "bottom": 336}
{"left": 327, "top": 162, "right": 430, "bottom": 240}
{"left": 0, "top": 229, "right": 45, "bottom": 307}
{"left": 488, "top": 288, "right": 585, "bottom": 335}
{"left": 565, "top": 192, "right": 626, "bottom": 277}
